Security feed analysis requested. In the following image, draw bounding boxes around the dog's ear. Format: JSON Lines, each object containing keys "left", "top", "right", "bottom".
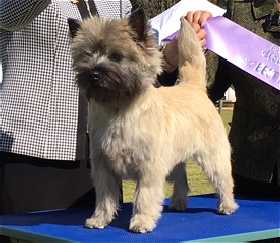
{"left": 68, "top": 18, "right": 81, "bottom": 38}
{"left": 128, "top": 8, "right": 147, "bottom": 41}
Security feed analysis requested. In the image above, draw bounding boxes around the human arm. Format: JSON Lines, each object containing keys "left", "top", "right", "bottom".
{"left": 0, "top": 0, "right": 51, "bottom": 31}
{"left": 207, "top": 58, "right": 234, "bottom": 102}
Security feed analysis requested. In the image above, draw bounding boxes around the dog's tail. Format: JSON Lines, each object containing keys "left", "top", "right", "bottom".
{"left": 177, "top": 17, "right": 206, "bottom": 90}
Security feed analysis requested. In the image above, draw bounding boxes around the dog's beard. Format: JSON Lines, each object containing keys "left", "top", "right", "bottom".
{"left": 76, "top": 62, "right": 145, "bottom": 105}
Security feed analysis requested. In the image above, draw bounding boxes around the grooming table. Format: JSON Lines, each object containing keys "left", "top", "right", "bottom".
{"left": 0, "top": 195, "right": 279, "bottom": 242}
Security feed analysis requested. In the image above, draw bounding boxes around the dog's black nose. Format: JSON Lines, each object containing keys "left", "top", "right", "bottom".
{"left": 90, "top": 70, "right": 102, "bottom": 81}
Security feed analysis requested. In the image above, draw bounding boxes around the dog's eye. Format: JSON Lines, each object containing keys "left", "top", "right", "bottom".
{"left": 109, "top": 52, "right": 124, "bottom": 62}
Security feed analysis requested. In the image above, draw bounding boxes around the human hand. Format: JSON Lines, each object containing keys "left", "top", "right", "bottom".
{"left": 162, "top": 11, "right": 212, "bottom": 72}
{"left": 185, "top": 11, "right": 212, "bottom": 47}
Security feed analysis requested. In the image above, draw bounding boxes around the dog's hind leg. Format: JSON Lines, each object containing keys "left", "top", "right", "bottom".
{"left": 168, "top": 162, "right": 189, "bottom": 211}
{"left": 129, "top": 168, "right": 165, "bottom": 233}
{"left": 194, "top": 150, "right": 239, "bottom": 215}
{"left": 85, "top": 155, "right": 120, "bottom": 229}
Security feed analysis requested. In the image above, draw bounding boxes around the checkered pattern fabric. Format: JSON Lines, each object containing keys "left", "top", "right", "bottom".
{"left": 0, "top": 0, "right": 133, "bottom": 161}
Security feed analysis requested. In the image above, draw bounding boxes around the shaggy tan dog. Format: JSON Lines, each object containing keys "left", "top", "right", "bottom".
{"left": 70, "top": 11, "right": 238, "bottom": 233}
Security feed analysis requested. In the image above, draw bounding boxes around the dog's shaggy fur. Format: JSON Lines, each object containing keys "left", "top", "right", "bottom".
{"left": 70, "top": 12, "right": 238, "bottom": 233}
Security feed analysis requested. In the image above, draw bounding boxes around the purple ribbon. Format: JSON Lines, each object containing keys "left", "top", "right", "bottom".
{"left": 204, "top": 16, "right": 280, "bottom": 90}
{"left": 163, "top": 31, "right": 179, "bottom": 43}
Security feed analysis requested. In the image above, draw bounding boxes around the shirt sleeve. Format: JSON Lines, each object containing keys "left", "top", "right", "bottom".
{"left": 207, "top": 57, "right": 233, "bottom": 102}
{"left": 0, "top": 0, "right": 51, "bottom": 31}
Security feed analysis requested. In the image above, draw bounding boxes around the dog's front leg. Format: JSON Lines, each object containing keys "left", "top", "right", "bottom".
{"left": 85, "top": 158, "right": 120, "bottom": 229}
{"left": 129, "top": 172, "right": 165, "bottom": 233}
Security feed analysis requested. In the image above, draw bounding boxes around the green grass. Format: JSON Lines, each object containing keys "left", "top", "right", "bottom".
{"left": 122, "top": 108, "right": 233, "bottom": 202}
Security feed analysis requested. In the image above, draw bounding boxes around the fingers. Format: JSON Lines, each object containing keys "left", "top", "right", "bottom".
{"left": 185, "top": 11, "right": 212, "bottom": 47}
{"left": 185, "top": 11, "right": 194, "bottom": 24}
{"left": 193, "top": 11, "right": 203, "bottom": 25}
{"left": 191, "top": 22, "right": 201, "bottom": 33}
{"left": 194, "top": 28, "right": 206, "bottom": 46}
{"left": 198, "top": 11, "right": 213, "bottom": 26}
{"left": 197, "top": 28, "right": 206, "bottom": 42}
{"left": 185, "top": 11, "right": 212, "bottom": 27}
{"left": 185, "top": 14, "right": 207, "bottom": 40}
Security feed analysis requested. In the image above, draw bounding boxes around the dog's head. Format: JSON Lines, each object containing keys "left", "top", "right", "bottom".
{"left": 69, "top": 11, "right": 162, "bottom": 107}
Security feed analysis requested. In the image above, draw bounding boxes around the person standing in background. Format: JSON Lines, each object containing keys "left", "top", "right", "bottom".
{"left": 0, "top": 61, "right": 3, "bottom": 83}
{"left": 187, "top": 0, "right": 280, "bottom": 199}
{"left": 0, "top": 0, "right": 110, "bottom": 216}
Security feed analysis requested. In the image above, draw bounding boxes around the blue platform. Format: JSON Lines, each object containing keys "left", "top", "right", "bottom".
{"left": 0, "top": 195, "right": 279, "bottom": 242}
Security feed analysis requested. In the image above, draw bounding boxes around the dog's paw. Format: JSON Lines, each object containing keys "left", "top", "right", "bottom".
{"left": 129, "top": 214, "right": 157, "bottom": 233}
{"left": 171, "top": 198, "right": 187, "bottom": 211}
{"left": 85, "top": 216, "right": 110, "bottom": 229}
{"left": 218, "top": 201, "right": 239, "bottom": 215}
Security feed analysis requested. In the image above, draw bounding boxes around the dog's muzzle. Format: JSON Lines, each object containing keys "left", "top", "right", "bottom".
{"left": 90, "top": 70, "right": 102, "bottom": 81}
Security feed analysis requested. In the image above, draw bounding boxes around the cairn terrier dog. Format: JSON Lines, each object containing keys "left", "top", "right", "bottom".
{"left": 69, "top": 11, "right": 238, "bottom": 233}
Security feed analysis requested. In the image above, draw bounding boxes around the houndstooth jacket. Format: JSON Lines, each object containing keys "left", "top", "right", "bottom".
{"left": 0, "top": 0, "right": 134, "bottom": 161}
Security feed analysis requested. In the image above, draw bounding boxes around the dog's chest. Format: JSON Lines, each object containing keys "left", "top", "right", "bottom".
{"left": 95, "top": 118, "right": 151, "bottom": 176}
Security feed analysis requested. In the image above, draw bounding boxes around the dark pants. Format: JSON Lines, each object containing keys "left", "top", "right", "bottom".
{"left": 233, "top": 171, "right": 280, "bottom": 200}
{"left": 0, "top": 152, "right": 95, "bottom": 243}
{"left": 0, "top": 152, "right": 95, "bottom": 214}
